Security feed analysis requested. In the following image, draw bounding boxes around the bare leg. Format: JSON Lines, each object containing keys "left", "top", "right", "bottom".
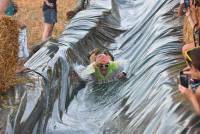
{"left": 42, "top": 23, "right": 54, "bottom": 41}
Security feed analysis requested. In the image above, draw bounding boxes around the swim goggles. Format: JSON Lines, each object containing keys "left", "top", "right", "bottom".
{"left": 98, "top": 64, "right": 109, "bottom": 68}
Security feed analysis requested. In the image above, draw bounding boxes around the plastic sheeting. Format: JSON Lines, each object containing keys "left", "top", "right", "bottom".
{"left": 6, "top": 0, "right": 200, "bottom": 133}
{"left": 18, "top": 27, "right": 29, "bottom": 58}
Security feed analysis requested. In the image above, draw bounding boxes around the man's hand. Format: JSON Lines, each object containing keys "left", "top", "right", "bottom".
{"left": 44, "top": 0, "right": 54, "bottom": 8}
{"left": 179, "top": 85, "right": 188, "bottom": 94}
{"left": 183, "top": 66, "right": 200, "bottom": 79}
{"left": 116, "top": 72, "right": 126, "bottom": 79}
{"left": 178, "top": 85, "right": 194, "bottom": 100}
{"left": 183, "top": 66, "right": 191, "bottom": 72}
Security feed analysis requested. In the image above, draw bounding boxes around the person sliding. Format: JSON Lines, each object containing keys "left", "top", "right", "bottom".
{"left": 78, "top": 49, "right": 129, "bottom": 84}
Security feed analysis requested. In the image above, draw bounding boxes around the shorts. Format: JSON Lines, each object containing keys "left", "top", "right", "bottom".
{"left": 43, "top": 9, "right": 57, "bottom": 24}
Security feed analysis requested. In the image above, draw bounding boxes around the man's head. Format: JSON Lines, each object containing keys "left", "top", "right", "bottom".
{"left": 187, "top": 47, "right": 200, "bottom": 71}
{"left": 195, "top": 0, "right": 200, "bottom": 6}
{"left": 0, "top": 0, "right": 9, "bottom": 14}
{"left": 95, "top": 54, "right": 110, "bottom": 76}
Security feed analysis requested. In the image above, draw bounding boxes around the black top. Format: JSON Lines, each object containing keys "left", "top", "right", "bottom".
{"left": 43, "top": 0, "right": 57, "bottom": 11}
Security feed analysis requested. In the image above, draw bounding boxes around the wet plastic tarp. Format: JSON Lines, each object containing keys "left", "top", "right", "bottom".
{"left": 6, "top": 0, "right": 200, "bottom": 133}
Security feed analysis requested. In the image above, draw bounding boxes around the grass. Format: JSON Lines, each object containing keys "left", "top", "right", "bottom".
{"left": 15, "top": 0, "right": 77, "bottom": 46}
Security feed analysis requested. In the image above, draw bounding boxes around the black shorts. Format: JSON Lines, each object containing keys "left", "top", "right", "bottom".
{"left": 43, "top": 9, "right": 57, "bottom": 24}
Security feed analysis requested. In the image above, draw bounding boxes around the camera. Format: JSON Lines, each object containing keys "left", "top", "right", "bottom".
{"left": 179, "top": 71, "right": 189, "bottom": 88}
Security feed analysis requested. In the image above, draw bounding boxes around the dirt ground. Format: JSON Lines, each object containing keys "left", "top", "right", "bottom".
{"left": 15, "top": 0, "right": 77, "bottom": 46}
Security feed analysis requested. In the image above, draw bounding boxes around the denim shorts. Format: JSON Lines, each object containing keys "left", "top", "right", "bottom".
{"left": 43, "top": 9, "right": 57, "bottom": 24}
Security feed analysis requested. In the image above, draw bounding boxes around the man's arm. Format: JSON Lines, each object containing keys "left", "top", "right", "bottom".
{"left": 183, "top": 66, "right": 200, "bottom": 79}
{"left": 179, "top": 85, "right": 200, "bottom": 115}
{"left": 74, "top": 64, "right": 94, "bottom": 81}
{"left": 44, "top": 0, "right": 54, "bottom": 7}
{"left": 116, "top": 60, "right": 130, "bottom": 74}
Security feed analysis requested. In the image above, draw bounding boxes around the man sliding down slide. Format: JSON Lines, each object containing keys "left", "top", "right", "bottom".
{"left": 75, "top": 50, "right": 130, "bottom": 84}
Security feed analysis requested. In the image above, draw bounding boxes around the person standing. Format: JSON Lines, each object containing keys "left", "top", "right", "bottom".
{"left": 179, "top": 47, "right": 200, "bottom": 115}
{"left": 0, "top": 0, "right": 9, "bottom": 19}
{"left": 5, "top": 0, "right": 17, "bottom": 16}
{"left": 42, "top": 0, "right": 57, "bottom": 41}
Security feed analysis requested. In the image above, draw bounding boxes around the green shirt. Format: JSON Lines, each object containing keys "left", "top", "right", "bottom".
{"left": 94, "top": 61, "right": 119, "bottom": 81}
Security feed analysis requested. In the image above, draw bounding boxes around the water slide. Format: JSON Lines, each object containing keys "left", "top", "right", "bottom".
{"left": 6, "top": 0, "right": 200, "bottom": 133}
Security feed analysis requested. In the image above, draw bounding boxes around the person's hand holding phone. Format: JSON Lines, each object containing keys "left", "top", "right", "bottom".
{"left": 180, "top": 71, "right": 189, "bottom": 88}
{"left": 179, "top": 85, "right": 188, "bottom": 94}
{"left": 183, "top": 65, "right": 200, "bottom": 79}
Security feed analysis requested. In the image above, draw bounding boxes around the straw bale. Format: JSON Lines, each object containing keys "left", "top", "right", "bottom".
{"left": 183, "top": 7, "right": 200, "bottom": 44}
{"left": 0, "top": 16, "right": 19, "bottom": 92}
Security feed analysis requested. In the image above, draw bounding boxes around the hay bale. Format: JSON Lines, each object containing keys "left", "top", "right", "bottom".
{"left": 0, "top": 16, "right": 19, "bottom": 92}
{"left": 183, "top": 7, "right": 200, "bottom": 44}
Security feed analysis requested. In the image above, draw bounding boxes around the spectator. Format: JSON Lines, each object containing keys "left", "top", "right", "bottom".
{"left": 0, "top": 0, "right": 9, "bottom": 19}
{"left": 42, "top": 0, "right": 57, "bottom": 41}
{"left": 182, "top": 0, "right": 200, "bottom": 52}
{"left": 178, "top": 0, "right": 185, "bottom": 16}
{"left": 0, "top": 0, "right": 29, "bottom": 73}
{"left": 179, "top": 47, "right": 200, "bottom": 114}
{"left": 5, "top": 0, "right": 17, "bottom": 16}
